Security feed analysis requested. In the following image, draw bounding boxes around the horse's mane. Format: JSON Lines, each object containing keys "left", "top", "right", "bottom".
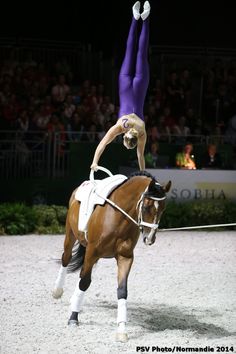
{"left": 127, "top": 170, "right": 165, "bottom": 198}
{"left": 128, "top": 170, "right": 157, "bottom": 181}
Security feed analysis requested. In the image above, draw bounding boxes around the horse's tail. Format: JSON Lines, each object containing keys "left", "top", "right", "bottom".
{"left": 67, "top": 242, "right": 86, "bottom": 273}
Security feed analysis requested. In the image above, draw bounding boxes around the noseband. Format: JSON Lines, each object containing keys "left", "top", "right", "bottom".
{"left": 137, "top": 189, "right": 166, "bottom": 231}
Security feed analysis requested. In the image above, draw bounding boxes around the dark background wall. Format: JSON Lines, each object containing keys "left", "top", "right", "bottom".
{"left": 1, "top": 0, "right": 235, "bottom": 55}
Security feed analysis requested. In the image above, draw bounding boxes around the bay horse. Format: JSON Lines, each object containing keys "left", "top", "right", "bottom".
{"left": 52, "top": 170, "right": 171, "bottom": 342}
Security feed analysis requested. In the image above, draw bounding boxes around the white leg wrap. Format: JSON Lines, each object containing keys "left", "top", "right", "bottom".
{"left": 70, "top": 281, "right": 85, "bottom": 313}
{"left": 117, "top": 321, "right": 126, "bottom": 333}
{"left": 117, "top": 299, "right": 127, "bottom": 324}
{"left": 55, "top": 265, "right": 67, "bottom": 288}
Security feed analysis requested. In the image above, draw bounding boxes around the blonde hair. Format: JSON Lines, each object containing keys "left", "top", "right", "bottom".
{"left": 123, "top": 128, "right": 138, "bottom": 149}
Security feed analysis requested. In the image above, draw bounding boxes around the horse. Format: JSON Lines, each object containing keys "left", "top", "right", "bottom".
{"left": 52, "top": 170, "right": 171, "bottom": 342}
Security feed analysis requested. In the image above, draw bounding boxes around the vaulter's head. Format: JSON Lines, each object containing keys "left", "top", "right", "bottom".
{"left": 123, "top": 128, "right": 138, "bottom": 149}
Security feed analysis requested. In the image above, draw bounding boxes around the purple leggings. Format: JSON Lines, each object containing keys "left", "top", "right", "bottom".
{"left": 118, "top": 18, "right": 149, "bottom": 121}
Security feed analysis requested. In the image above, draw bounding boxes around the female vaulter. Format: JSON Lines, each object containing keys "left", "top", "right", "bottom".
{"left": 90, "top": 1, "right": 151, "bottom": 171}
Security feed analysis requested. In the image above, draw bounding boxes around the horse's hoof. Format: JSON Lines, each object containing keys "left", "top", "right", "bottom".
{"left": 52, "top": 288, "right": 63, "bottom": 299}
{"left": 116, "top": 332, "right": 128, "bottom": 342}
{"left": 68, "top": 320, "right": 79, "bottom": 327}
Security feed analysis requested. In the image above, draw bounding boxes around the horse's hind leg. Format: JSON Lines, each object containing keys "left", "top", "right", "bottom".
{"left": 68, "top": 248, "right": 97, "bottom": 326}
{"left": 52, "top": 218, "right": 76, "bottom": 299}
{"left": 116, "top": 254, "right": 133, "bottom": 342}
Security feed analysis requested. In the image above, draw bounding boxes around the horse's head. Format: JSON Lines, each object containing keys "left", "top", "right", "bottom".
{"left": 139, "top": 179, "right": 171, "bottom": 246}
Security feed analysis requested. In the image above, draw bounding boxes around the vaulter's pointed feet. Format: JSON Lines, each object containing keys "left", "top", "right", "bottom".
{"left": 133, "top": 1, "right": 141, "bottom": 20}
{"left": 141, "top": 1, "right": 151, "bottom": 21}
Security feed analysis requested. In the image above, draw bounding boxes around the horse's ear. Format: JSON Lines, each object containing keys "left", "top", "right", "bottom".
{"left": 163, "top": 180, "right": 172, "bottom": 193}
{"left": 148, "top": 179, "right": 156, "bottom": 192}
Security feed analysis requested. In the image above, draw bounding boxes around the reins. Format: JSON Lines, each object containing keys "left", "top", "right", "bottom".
{"left": 89, "top": 166, "right": 165, "bottom": 231}
{"left": 94, "top": 191, "right": 140, "bottom": 227}
{"left": 94, "top": 190, "right": 165, "bottom": 230}
{"left": 158, "top": 223, "right": 236, "bottom": 232}
{"left": 97, "top": 192, "right": 236, "bottom": 232}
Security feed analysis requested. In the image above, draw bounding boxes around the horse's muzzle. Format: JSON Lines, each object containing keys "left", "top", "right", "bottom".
{"left": 143, "top": 234, "right": 156, "bottom": 246}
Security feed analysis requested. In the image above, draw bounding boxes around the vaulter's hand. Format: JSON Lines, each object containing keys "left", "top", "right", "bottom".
{"left": 90, "top": 163, "right": 98, "bottom": 171}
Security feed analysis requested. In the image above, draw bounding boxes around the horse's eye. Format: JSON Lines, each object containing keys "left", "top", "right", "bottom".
{"left": 143, "top": 204, "right": 152, "bottom": 212}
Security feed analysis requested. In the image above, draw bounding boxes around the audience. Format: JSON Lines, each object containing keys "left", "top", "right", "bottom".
{"left": 176, "top": 143, "right": 196, "bottom": 170}
{"left": 201, "top": 144, "right": 222, "bottom": 169}
{"left": 166, "top": 71, "right": 185, "bottom": 116}
{"left": 51, "top": 74, "right": 70, "bottom": 105}
{"left": 67, "top": 112, "right": 84, "bottom": 141}
{"left": 0, "top": 48, "right": 236, "bottom": 171}
{"left": 145, "top": 142, "right": 159, "bottom": 168}
{"left": 171, "top": 116, "right": 191, "bottom": 138}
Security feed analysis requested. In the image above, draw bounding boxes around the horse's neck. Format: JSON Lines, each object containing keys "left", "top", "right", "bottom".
{"left": 115, "top": 177, "right": 150, "bottom": 213}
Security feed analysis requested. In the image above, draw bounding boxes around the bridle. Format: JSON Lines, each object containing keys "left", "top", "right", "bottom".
{"left": 137, "top": 188, "right": 166, "bottom": 231}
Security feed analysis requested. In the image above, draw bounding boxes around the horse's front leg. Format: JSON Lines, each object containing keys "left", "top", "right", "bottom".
{"left": 116, "top": 254, "right": 133, "bottom": 342}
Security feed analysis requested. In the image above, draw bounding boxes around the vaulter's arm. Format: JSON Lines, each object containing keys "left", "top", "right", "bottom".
{"left": 137, "top": 131, "right": 147, "bottom": 171}
{"left": 91, "top": 124, "right": 123, "bottom": 170}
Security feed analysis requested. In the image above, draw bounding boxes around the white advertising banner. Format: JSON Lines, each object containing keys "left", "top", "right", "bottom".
{"left": 146, "top": 169, "right": 236, "bottom": 201}
{"left": 120, "top": 167, "right": 236, "bottom": 201}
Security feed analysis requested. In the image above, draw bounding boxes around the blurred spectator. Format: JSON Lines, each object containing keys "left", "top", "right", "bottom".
{"left": 33, "top": 105, "right": 51, "bottom": 131}
{"left": 156, "top": 116, "right": 170, "bottom": 141}
{"left": 176, "top": 143, "right": 196, "bottom": 169}
{"left": 192, "top": 117, "right": 202, "bottom": 133}
{"left": 38, "top": 76, "right": 50, "bottom": 98}
{"left": 147, "top": 124, "right": 160, "bottom": 143}
{"left": 201, "top": 144, "right": 222, "bottom": 169}
{"left": 216, "top": 84, "right": 232, "bottom": 122}
{"left": 151, "top": 79, "right": 165, "bottom": 111}
{"left": 86, "top": 123, "right": 99, "bottom": 142}
{"left": 51, "top": 75, "right": 70, "bottom": 105}
{"left": 225, "top": 115, "right": 236, "bottom": 144}
{"left": 166, "top": 71, "right": 185, "bottom": 116}
{"left": 179, "top": 69, "right": 192, "bottom": 108}
{"left": 2, "top": 94, "right": 21, "bottom": 127}
{"left": 103, "top": 96, "right": 115, "bottom": 114}
{"left": 97, "top": 103, "right": 110, "bottom": 127}
{"left": 98, "top": 120, "right": 113, "bottom": 141}
{"left": 185, "top": 108, "right": 196, "bottom": 131}
{"left": 47, "top": 113, "right": 65, "bottom": 133}
{"left": 80, "top": 79, "right": 91, "bottom": 99}
{"left": 67, "top": 112, "right": 84, "bottom": 141}
{"left": 42, "top": 96, "right": 54, "bottom": 116}
{"left": 17, "top": 110, "right": 30, "bottom": 133}
{"left": 145, "top": 142, "right": 159, "bottom": 168}
{"left": 47, "top": 113, "right": 66, "bottom": 156}
{"left": 211, "top": 124, "right": 225, "bottom": 145}
{"left": 63, "top": 95, "right": 76, "bottom": 119}
{"left": 97, "top": 84, "right": 105, "bottom": 105}
{"left": 87, "top": 85, "right": 98, "bottom": 112}
{"left": 72, "top": 91, "right": 81, "bottom": 106}
{"left": 172, "top": 116, "right": 191, "bottom": 137}
{"left": 147, "top": 103, "right": 158, "bottom": 122}
{"left": 162, "top": 106, "right": 176, "bottom": 130}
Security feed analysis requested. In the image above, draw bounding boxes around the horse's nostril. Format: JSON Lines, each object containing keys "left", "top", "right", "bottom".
{"left": 144, "top": 237, "right": 152, "bottom": 246}
{"left": 151, "top": 236, "right": 156, "bottom": 245}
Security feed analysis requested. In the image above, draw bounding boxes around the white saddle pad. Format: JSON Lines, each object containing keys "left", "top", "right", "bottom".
{"left": 75, "top": 174, "right": 127, "bottom": 232}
